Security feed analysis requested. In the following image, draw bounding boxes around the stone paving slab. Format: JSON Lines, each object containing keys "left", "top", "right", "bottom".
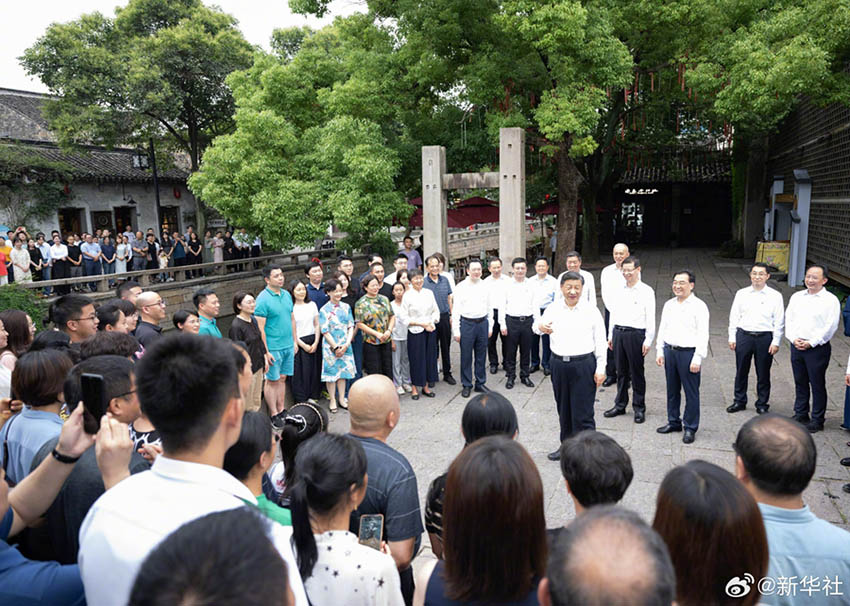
{"left": 325, "top": 248, "right": 850, "bottom": 558}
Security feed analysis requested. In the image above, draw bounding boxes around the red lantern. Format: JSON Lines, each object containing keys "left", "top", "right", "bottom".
{"left": 173, "top": 187, "right": 181, "bottom": 199}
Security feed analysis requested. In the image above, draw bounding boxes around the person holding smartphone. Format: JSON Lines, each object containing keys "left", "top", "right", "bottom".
{"left": 290, "top": 432, "right": 404, "bottom": 606}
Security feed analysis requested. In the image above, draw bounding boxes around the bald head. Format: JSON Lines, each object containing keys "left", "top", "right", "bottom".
{"left": 543, "top": 506, "right": 674, "bottom": 606}
{"left": 348, "top": 375, "right": 400, "bottom": 438}
{"left": 136, "top": 291, "right": 165, "bottom": 324}
{"left": 612, "top": 243, "right": 629, "bottom": 267}
{"left": 734, "top": 413, "right": 816, "bottom": 497}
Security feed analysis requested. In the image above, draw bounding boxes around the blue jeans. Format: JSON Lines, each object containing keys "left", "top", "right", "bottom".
{"left": 84, "top": 259, "right": 101, "bottom": 290}
{"left": 41, "top": 265, "right": 52, "bottom": 295}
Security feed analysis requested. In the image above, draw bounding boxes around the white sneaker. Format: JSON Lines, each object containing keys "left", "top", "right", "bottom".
{"left": 307, "top": 398, "right": 317, "bottom": 404}
{"left": 403, "top": 384, "right": 412, "bottom": 393}
{"left": 396, "top": 386, "right": 405, "bottom": 396}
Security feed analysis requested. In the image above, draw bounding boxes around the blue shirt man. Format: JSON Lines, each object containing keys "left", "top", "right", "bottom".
{"left": 0, "top": 407, "right": 64, "bottom": 485}
{"left": 198, "top": 315, "right": 222, "bottom": 338}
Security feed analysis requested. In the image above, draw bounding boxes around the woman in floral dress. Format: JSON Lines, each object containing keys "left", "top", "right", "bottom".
{"left": 319, "top": 278, "right": 356, "bottom": 412}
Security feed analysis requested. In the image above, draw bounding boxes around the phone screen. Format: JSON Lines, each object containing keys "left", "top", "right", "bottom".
{"left": 358, "top": 514, "right": 384, "bottom": 551}
{"left": 80, "top": 373, "right": 106, "bottom": 434}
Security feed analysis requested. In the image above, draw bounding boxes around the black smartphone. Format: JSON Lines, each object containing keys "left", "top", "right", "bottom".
{"left": 358, "top": 513, "right": 384, "bottom": 551}
{"left": 80, "top": 373, "right": 106, "bottom": 434}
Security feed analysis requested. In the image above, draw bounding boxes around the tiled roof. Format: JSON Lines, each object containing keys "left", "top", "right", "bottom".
{"left": 0, "top": 88, "right": 188, "bottom": 183}
{"left": 618, "top": 156, "right": 732, "bottom": 184}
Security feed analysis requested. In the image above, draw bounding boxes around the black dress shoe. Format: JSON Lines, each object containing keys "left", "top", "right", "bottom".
{"left": 603, "top": 406, "right": 627, "bottom": 418}
{"left": 756, "top": 405, "right": 769, "bottom": 414}
{"left": 529, "top": 365, "right": 540, "bottom": 374}
{"left": 506, "top": 378, "right": 515, "bottom": 389}
{"left": 422, "top": 390, "right": 436, "bottom": 398}
{"left": 726, "top": 402, "right": 747, "bottom": 413}
{"left": 411, "top": 393, "right": 420, "bottom": 400}
{"left": 634, "top": 411, "right": 645, "bottom": 424}
{"left": 806, "top": 421, "right": 824, "bottom": 433}
{"left": 473, "top": 385, "right": 490, "bottom": 393}
{"left": 844, "top": 483, "right": 850, "bottom": 494}
{"left": 462, "top": 386, "right": 472, "bottom": 397}
{"left": 840, "top": 457, "right": 850, "bottom": 467}
{"left": 543, "top": 368, "right": 551, "bottom": 376}
{"left": 547, "top": 449, "right": 561, "bottom": 461}
{"left": 791, "top": 414, "right": 810, "bottom": 424}
{"left": 602, "top": 376, "right": 617, "bottom": 387}
{"left": 521, "top": 377, "right": 534, "bottom": 388}
{"left": 444, "top": 375, "right": 457, "bottom": 386}
{"left": 656, "top": 424, "right": 683, "bottom": 434}
{"left": 683, "top": 429, "right": 696, "bottom": 444}
{"left": 490, "top": 365, "right": 498, "bottom": 375}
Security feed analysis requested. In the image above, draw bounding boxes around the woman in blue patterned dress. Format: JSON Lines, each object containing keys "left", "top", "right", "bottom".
{"left": 319, "top": 278, "right": 356, "bottom": 412}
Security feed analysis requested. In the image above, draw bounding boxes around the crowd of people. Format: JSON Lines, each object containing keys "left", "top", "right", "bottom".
{"left": 0, "top": 225, "right": 262, "bottom": 293}
{"left": 0, "top": 236, "right": 848, "bottom": 605}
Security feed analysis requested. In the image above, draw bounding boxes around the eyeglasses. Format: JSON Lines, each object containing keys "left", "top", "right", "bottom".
{"left": 73, "top": 314, "right": 97, "bottom": 322}
{"left": 115, "top": 389, "right": 136, "bottom": 399}
{"left": 145, "top": 300, "right": 166, "bottom": 308}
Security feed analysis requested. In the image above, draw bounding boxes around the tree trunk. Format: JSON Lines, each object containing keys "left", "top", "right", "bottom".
{"left": 581, "top": 187, "right": 599, "bottom": 261}
{"left": 554, "top": 135, "right": 582, "bottom": 272}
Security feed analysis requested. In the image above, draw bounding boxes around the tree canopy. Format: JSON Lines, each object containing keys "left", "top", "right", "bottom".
{"left": 0, "top": 146, "right": 73, "bottom": 229}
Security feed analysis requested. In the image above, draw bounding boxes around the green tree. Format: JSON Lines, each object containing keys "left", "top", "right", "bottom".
{"left": 0, "top": 145, "right": 73, "bottom": 228}
{"left": 20, "top": 0, "right": 254, "bottom": 233}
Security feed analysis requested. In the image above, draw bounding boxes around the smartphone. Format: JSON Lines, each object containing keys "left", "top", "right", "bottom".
{"left": 80, "top": 373, "right": 106, "bottom": 434}
{"left": 358, "top": 514, "right": 384, "bottom": 551}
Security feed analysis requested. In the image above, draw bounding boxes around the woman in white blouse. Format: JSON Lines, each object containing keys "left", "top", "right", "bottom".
{"left": 400, "top": 269, "right": 440, "bottom": 399}
{"left": 290, "top": 432, "right": 404, "bottom": 606}
{"left": 116, "top": 235, "right": 130, "bottom": 274}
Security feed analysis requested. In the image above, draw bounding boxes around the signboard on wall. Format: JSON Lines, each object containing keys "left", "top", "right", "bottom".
{"left": 208, "top": 219, "right": 227, "bottom": 228}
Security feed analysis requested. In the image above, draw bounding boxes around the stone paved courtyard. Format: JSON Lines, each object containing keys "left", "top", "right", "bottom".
{"left": 325, "top": 248, "right": 850, "bottom": 556}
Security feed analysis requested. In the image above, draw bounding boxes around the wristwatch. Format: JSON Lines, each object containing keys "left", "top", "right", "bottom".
{"left": 51, "top": 448, "right": 80, "bottom": 464}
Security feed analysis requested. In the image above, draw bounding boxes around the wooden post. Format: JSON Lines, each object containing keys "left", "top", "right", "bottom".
{"left": 499, "top": 128, "right": 526, "bottom": 266}
{"left": 422, "top": 146, "right": 448, "bottom": 258}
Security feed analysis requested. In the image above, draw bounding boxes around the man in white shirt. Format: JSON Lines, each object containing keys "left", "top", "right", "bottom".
{"left": 599, "top": 243, "right": 629, "bottom": 385}
{"left": 499, "top": 257, "right": 538, "bottom": 389}
{"left": 77, "top": 334, "right": 308, "bottom": 606}
{"left": 535, "top": 272, "right": 606, "bottom": 460}
{"left": 784, "top": 264, "right": 841, "bottom": 432}
{"left": 604, "top": 255, "right": 655, "bottom": 424}
{"left": 727, "top": 262, "right": 785, "bottom": 415}
{"left": 655, "top": 270, "right": 710, "bottom": 444}
{"left": 556, "top": 250, "right": 597, "bottom": 309}
{"left": 384, "top": 254, "right": 408, "bottom": 286}
{"left": 484, "top": 257, "right": 510, "bottom": 374}
{"left": 530, "top": 256, "right": 559, "bottom": 376}
{"left": 36, "top": 232, "right": 53, "bottom": 295}
{"left": 452, "top": 259, "right": 494, "bottom": 397}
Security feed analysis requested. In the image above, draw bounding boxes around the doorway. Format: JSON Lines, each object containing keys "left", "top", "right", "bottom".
{"left": 90, "top": 211, "right": 113, "bottom": 234}
{"left": 114, "top": 206, "right": 135, "bottom": 235}
{"left": 161, "top": 206, "right": 180, "bottom": 235}
{"left": 58, "top": 207, "right": 84, "bottom": 236}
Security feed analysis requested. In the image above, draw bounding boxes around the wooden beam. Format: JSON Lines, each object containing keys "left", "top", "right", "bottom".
{"left": 442, "top": 172, "right": 499, "bottom": 190}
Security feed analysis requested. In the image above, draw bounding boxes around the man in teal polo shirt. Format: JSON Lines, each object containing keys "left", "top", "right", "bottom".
{"left": 255, "top": 264, "right": 297, "bottom": 422}
{"left": 194, "top": 288, "right": 222, "bottom": 338}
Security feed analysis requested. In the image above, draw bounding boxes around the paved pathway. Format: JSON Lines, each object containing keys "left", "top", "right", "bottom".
{"left": 325, "top": 248, "right": 850, "bottom": 555}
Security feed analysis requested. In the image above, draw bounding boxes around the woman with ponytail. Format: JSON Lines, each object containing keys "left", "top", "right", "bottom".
{"left": 289, "top": 433, "right": 404, "bottom": 606}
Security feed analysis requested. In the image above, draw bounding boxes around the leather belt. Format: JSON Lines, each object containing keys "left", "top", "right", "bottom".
{"left": 667, "top": 345, "right": 695, "bottom": 352}
{"left": 507, "top": 315, "right": 532, "bottom": 322}
{"left": 553, "top": 352, "right": 594, "bottom": 362}
{"left": 461, "top": 316, "right": 486, "bottom": 324}
{"left": 614, "top": 325, "right": 644, "bottom": 333}
{"left": 737, "top": 328, "right": 771, "bottom": 337}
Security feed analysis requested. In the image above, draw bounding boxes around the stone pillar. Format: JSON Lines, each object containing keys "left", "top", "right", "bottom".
{"left": 499, "top": 128, "right": 526, "bottom": 265}
{"left": 789, "top": 169, "right": 812, "bottom": 287}
{"left": 422, "top": 146, "right": 448, "bottom": 257}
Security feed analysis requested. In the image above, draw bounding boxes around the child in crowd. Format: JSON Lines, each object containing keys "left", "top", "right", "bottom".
{"left": 391, "top": 281, "right": 411, "bottom": 395}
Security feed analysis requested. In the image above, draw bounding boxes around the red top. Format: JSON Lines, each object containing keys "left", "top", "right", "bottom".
{"left": 0, "top": 252, "right": 7, "bottom": 276}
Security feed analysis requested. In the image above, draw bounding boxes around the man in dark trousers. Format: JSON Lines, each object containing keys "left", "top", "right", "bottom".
{"left": 484, "top": 257, "right": 510, "bottom": 374}
{"left": 451, "top": 259, "right": 493, "bottom": 397}
{"left": 535, "top": 272, "right": 606, "bottom": 460}
{"left": 423, "top": 254, "right": 455, "bottom": 386}
{"left": 599, "top": 243, "right": 629, "bottom": 386}
{"left": 498, "top": 257, "right": 537, "bottom": 390}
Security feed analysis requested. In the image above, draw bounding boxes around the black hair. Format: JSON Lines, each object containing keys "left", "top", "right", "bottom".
{"left": 233, "top": 290, "right": 254, "bottom": 315}
{"left": 136, "top": 334, "right": 240, "bottom": 453}
{"left": 734, "top": 413, "right": 816, "bottom": 496}
{"left": 323, "top": 278, "right": 341, "bottom": 294}
{"left": 192, "top": 287, "right": 216, "bottom": 310}
{"left": 534, "top": 255, "right": 549, "bottom": 265}
{"left": 286, "top": 280, "right": 306, "bottom": 302}
{"left": 111, "top": 298, "right": 137, "bottom": 320}
{"left": 466, "top": 258, "right": 483, "bottom": 269}
{"left": 461, "top": 392, "right": 518, "bottom": 445}
{"left": 290, "top": 433, "right": 367, "bottom": 579}
{"left": 49, "top": 294, "right": 94, "bottom": 330}
{"left": 511, "top": 257, "right": 527, "bottom": 267}
{"left": 172, "top": 309, "right": 198, "bottom": 330}
{"left": 408, "top": 268, "right": 424, "bottom": 279}
{"left": 304, "top": 260, "right": 322, "bottom": 275}
{"left": 672, "top": 269, "right": 695, "bottom": 285}
{"left": 64, "top": 355, "right": 134, "bottom": 413}
{"left": 279, "top": 403, "right": 328, "bottom": 497}
{"left": 622, "top": 255, "right": 641, "bottom": 268}
{"left": 751, "top": 262, "right": 770, "bottom": 273}
{"left": 369, "top": 261, "right": 384, "bottom": 271}
{"left": 367, "top": 253, "right": 381, "bottom": 263}
{"left": 425, "top": 254, "right": 440, "bottom": 267}
{"left": 96, "top": 302, "right": 123, "bottom": 331}
{"left": 360, "top": 274, "right": 379, "bottom": 292}
{"left": 807, "top": 263, "right": 829, "bottom": 279}
{"left": 229, "top": 340, "right": 250, "bottom": 374}
{"left": 548, "top": 505, "right": 675, "bottom": 606}
{"left": 336, "top": 254, "right": 352, "bottom": 265}
{"left": 395, "top": 253, "right": 408, "bottom": 261}
{"left": 28, "top": 329, "right": 77, "bottom": 363}
{"left": 224, "top": 412, "right": 274, "bottom": 482}
{"left": 565, "top": 250, "right": 581, "bottom": 261}
{"left": 403, "top": 235, "right": 413, "bottom": 242}
{"left": 0, "top": 309, "right": 33, "bottom": 357}
{"left": 559, "top": 271, "right": 584, "bottom": 285}
{"left": 79, "top": 332, "right": 140, "bottom": 360}
{"left": 559, "top": 431, "right": 633, "bottom": 508}
{"left": 129, "top": 507, "right": 290, "bottom": 606}
{"left": 262, "top": 264, "right": 283, "bottom": 280}
{"left": 12, "top": 349, "right": 73, "bottom": 407}
{"left": 488, "top": 257, "right": 503, "bottom": 266}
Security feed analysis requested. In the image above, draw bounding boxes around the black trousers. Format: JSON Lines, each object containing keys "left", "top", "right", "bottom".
{"left": 408, "top": 330, "right": 438, "bottom": 387}
{"left": 504, "top": 315, "right": 534, "bottom": 380}
{"left": 488, "top": 308, "right": 507, "bottom": 368}
{"left": 664, "top": 345, "right": 700, "bottom": 432}
{"left": 436, "top": 311, "right": 452, "bottom": 376}
{"left": 551, "top": 354, "right": 597, "bottom": 442}
{"left": 459, "top": 317, "right": 488, "bottom": 388}
{"left": 531, "top": 307, "right": 552, "bottom": 370}
{"left": 733, "top": 329, "right": 773, "bottom": 407}
{"left": 292, "top": 335, "right": 318, "bottom": 403}
{"left": 790, "top": 342, "right": 831, "bottom": 424}
{"left": 613, "top": 327, "right": 646, "bottom": 412}
{"left": 603, "top": 308, "right": 617, "bottom": 378}
{"left": 363, "top": 341, "right": 393, "bottom": 379}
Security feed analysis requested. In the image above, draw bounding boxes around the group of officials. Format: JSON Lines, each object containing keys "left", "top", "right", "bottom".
{"left": 449, "top": 243, "right": 843, "bottom": 461}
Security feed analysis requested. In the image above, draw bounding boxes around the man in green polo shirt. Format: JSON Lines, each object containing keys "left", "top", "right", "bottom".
{"left": 255, "top": 264, "right": 297, "bottom": 422}
{"left": 194, "top": 287, "right": 222, "bottom": 338}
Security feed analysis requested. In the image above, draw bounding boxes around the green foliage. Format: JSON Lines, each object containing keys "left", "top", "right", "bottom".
{"left": 0, "top": 285, "right": 49, "bottom": 330}
{"left": 0, "top": 146, "right": 73, "bottom": 227}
